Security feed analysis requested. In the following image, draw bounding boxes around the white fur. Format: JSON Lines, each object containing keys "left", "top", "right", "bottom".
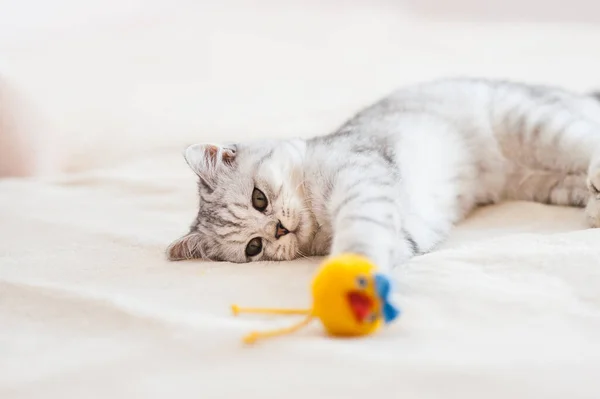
{"left": 170, "top": 78, "right": 600, "bottom": 272}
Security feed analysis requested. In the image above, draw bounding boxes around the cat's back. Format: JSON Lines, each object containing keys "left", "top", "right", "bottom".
{"left": 346, "top": 77, "right": 595, "bottom": 126}
{"left": 312, "top": 78, "right": 501, "bottom": 155}
{"left": 347, "top": 78, "right": 496, "bottom": 126}
{"left": 333, "top": 77, "right": 597, "bottom": 144}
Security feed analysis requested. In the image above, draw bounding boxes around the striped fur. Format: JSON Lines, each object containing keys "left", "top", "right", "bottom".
{"left": 168, "top": 78, "right": 600, "bottom": 271}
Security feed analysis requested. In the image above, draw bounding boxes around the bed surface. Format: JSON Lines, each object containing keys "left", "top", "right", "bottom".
{"left": 2, "top": 1, "right": 600, "bottom": 398}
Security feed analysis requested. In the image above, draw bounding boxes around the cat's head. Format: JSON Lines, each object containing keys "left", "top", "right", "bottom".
{"left": 167, "top": 139, "right": 315, "bottom": 263}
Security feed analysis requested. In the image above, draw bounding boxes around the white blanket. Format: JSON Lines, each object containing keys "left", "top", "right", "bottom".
{"left": 2, "top": 2, "right": 600, "bottom": 398}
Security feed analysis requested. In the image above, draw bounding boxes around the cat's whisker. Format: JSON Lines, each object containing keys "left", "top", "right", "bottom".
{"left": 295, "top": 249, "right": 310, "bottom": 260}
{"left": 294, "top": 179, "right": 307, "bottom": 192}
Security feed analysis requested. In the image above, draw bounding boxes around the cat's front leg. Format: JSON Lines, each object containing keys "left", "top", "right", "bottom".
{"left": 327, "top": 166, "right": 414, "bottom": 273}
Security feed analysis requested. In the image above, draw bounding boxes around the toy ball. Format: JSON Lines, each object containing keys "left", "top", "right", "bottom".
{"left": 231, "top": 253, "right": 400, "bottom": 344}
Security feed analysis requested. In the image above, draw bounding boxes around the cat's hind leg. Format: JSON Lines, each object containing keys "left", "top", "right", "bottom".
{"left": 506, "top": 93, "right": 600, "bottom": 225}
{"left": 505, "top": 166, "right": 600, "bottom": 227}
{"left": 585, "top": 158, "right": 600, "bottom": 226}
{"left": 505, "top": 170, "right": 589, "bottom": 207}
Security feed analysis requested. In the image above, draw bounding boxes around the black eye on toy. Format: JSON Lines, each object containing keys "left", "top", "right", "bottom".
{"left": 367, "top": 313, "right": 378, "bottom": 323}
{"left": 355, "top": 276, "right": 368, "bottom": 289}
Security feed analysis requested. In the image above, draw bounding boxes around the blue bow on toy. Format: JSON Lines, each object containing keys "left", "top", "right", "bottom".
{"left": 374, "top": 273, "right": 400, "bottom": 323}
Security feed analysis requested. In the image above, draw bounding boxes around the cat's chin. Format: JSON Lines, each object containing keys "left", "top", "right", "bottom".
{"left": 295, "top": 226, "right": 330, "bottom": 258}
{"left": 308, "top": 234, "right": 331, "bottom": 257}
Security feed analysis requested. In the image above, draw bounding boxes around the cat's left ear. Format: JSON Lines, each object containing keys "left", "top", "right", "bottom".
{"left": 183, "top": 143, "right": 237, "bottom": 185}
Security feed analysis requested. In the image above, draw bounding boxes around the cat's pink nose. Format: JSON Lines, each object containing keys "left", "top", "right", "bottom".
{"left": 275, "top": 221, "right": 290, "bottom": 239}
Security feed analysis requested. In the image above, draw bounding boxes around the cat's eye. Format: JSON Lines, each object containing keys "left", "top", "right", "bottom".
{"left": 245, "top": 237, "right": 263, "bottom": 257}
{"left": 252, "top": 188, "right": 268, "bottom": 211}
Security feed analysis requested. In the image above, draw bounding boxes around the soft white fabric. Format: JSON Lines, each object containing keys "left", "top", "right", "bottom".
{"left": 2, "top": 1, "right": 600, "bottom": 398}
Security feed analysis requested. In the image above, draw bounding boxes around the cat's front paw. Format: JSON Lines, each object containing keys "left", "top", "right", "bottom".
{"left": 587, "top": 168, "right": 600, "bottom": 197}
{"left": 585, "top": 197, "right": 600, "bottom": 227}
{"left": 585, "top": 169, "right": 600, "bottom": 227}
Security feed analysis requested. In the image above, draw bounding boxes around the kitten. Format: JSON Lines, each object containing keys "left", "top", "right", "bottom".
{"left": 167, "top": 78, "right": 600, "bottom": 272}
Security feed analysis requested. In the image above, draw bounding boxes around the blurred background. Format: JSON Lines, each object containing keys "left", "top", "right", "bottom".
{"left": 2, "top": 0, "right": 600, "bottom": 177}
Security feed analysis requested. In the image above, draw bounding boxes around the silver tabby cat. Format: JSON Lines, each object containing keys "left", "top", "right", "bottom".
{"left": 167, "top": 78, "right": 600, "bottom": 272}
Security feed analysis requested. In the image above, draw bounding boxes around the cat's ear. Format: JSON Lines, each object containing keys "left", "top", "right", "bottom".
{"left": 166, "top": 232, "right": 203, "bottom": 261}
{"left": 183, "top": 143, "right": 237, "bottom": 184}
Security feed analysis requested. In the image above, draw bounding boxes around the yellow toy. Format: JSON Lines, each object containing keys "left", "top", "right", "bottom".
{"left": 231, "top": 253, "right": 400, "bottom": 344}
